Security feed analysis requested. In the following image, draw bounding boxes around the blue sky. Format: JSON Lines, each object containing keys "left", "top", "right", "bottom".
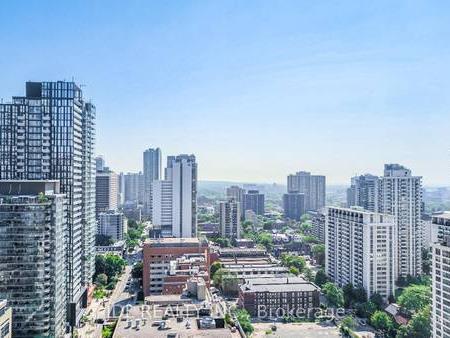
{"left": 1, "top": 1, "right": 449, "bottom": 185}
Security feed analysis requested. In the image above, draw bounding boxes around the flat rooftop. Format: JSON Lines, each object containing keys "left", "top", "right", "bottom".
{"left": 145, "top": 237, "right": 208, "bottom": 247}
{"left": 433, "top": 212, "right": 450, "bottom": 220}
{"left": 241, "top": 277, "right": 319, "bottom": 293}
{"left": 113, "top": 304, "right": 237, "bottom": 338}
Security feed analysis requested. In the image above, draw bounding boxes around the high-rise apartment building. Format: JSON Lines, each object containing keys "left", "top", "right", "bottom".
{"left": 431, "top": 212, "right": 450, "bottom": 338}
{"left": 0, "top": 181, "right": 67, "bottom": 337}
{"left": 151, "top": 180, "right": 173, "bottom": 237}
{"left": 0, "top": 81, "right": 96, "bottom": 325}
{"left": 95, "top": 156, "right": 105, "bottom": 172}
{"left": 0, "top": 300, "right": 12, "bottom": 338}
{"left": 283, "top": 192, "right": 305, "bottom": 221}
{"left": 117, "top": 172, "right": 125, "bottom": 205}
{"left": 379, "top": 164, "right": 422, "bottom": 277}
{"left": 325, "top": 206, "right": 397, "bottom": 299}
{"left": 226, "top": 185, "right": 246, "bottom": 218}
{"left": 123, "top": 172, "right": 144, "bottom": 204}
{"left": 242, "top": 190, "right": 265, "bottom": 216}
{"left": 287, "top": 171, "right": 326, "bottom": 211}
{"left": 96, "top": 169, "right": 118, "bottom": 217}
{"left": 143, "top": 148, "right": 161, "bottom": 218}
{"left": 152, "top": 155, "right": 197, "bottom": 238}
{"left": 346, "top": 174, "right": 379, "bottom": 211}
{"left": 226, "top": 185, "right": 245, "bottom": 202}
{"left": 166, "top": 155, "right": 197, "bottom": 238}
{"left": 219, "top": 199, "right": 241, "bottom": 239}
{"left": 98, "top": 211, "right": 127, "bottom": 241}
{"left": 308, "top": 208, "right": 326, "bottom": 243}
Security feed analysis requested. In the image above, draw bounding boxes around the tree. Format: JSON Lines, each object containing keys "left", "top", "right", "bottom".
{"left": 355, "top": 301, "right": 377, "bottom": 319}
{"left": 341, "top": 315, "right": 356, "bottom": 330}
{"left": 303, "top": 267, "right": 314, "bottom": 281}
{"left": 235, "top": 309, "right": 254, "bottom": 335}
{"left": 397, "top": 284, "right": 431, "bottom": 313}
{"left": 210, "top": 261, "right": 222, "bottom": 280}
{"left": 93, "top": 287, "right": 107, "bottom": 300}
{"left": 213, "top": 268, "right": 229, "bottom": 288}
{"left": 299, "top": 221, "right": 313, "bottom": 234}
{"left": 131, "top": 262, "right": 143, "bottom": 279}
{"left": 311, "top": 244, "right": 325, "bottom": 266}
{"left": 280, "top": 254, "right": 306, "bottom": 273}
{"left": 396, "top": 305, "right": 431, "bottom": 338}
{"left": 263, "top": 221, "right": 272, "bottom": 230}
{"left": 353, "top": 287, "right": 367, "bottom": 303}
{"left": 95, "top": 273, "right": 108, "bottom": 286}
{"left": 370, "top": 311, "right": 393, "bottom": 334}
{"left": 343, "top": 284, "right": 367, "bottom": 308}
{"left": 322, "top": 282, "right": 344, "bottom": 307}
{"left": 343, "top": 283, "right": 355, "bottom": 308}
{"left": 300, "top": 214, "right": 310, "bottom": 223}
{"left": 369, "top": 292, "right": 384, "bottom": 310}
{"left": 289, "top": 266, "right": 299, "bottom": 276}
{"left": 213, "top": 237, "right": 231, "bottom": 248}
{"left": 256, "top": 233, "right": 273, "bottom": 251}
{"left": 314, "top": 269, "right": 328, "bottom": 287}
{"left": 95, "top": 254, "right": 126, "bottom": 281}
{"left": 301, "top": 235, "right": 319, "bottom": 244}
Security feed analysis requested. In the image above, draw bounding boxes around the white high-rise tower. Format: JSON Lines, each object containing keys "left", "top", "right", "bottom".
{"left": 379, "top": 164, "right": 422, "bottom": 277}
{"left": 152, "top": 154, "right": 197, "bottom": 238}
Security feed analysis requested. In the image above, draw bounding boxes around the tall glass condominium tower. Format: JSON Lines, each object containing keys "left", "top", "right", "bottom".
{"left": 0, "top": 81, "right": 96, "bottom": 325}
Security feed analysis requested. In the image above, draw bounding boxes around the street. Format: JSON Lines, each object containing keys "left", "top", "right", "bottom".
{"left": 77, "top": 262, "right": 136, "bottom": 338}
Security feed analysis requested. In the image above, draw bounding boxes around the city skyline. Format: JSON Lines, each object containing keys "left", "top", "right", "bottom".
{"left": 1, "top": 1, "right": 449, "bottom": 185}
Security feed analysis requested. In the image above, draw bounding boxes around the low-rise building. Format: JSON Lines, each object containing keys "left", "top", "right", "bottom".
{"left": 212, "top": 247, "right": 287, "bottom": 296}
{"left": 143, "top": 238, "right": 210, "bottom": 297}
{"left": 238, "top": 277, "right": 320, "bottom": 318}
{"left": 96, "top": 240, "right": 126, "bottom": 257}
{"left": 235, "top": 238, "right": 255, "bottom": 248}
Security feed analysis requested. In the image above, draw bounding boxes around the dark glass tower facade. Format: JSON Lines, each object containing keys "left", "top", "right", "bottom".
{"left": 0, "top": 81, "right": 96, "bottom": 325}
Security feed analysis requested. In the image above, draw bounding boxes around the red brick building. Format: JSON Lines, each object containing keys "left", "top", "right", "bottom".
{"left": 143, "top": 238, "right": 211, "bottom": 297}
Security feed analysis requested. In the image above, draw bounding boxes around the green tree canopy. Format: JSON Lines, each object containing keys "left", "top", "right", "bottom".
{"left": 95, "top": 254, "right": 126, "bottom": 281}
{"left": 213, "top": 237, "right": 231, "bottom": 248}
{"left": 396, "top": 305, "right": 431, "bottom": 338}
{"left": 311, "top": 244, "right": 325, "bottom": 266}
{"left": 289, "top": 266, "right": 300, "bottom": 276}
{"left": 322, "top": 282, "right": 344, "bottom": 308}
{"left": 397, "top": 284, "right": 431, "bottom": 313}
{"left": 210, "top": 261, "right": 222, "bottom": 279}
{"left": 256, "top": 232, "right": 273, "bottom": 251}
{"left": 341, "top": 315, "right": 356, "bottom": 330}
{"left": 131, "top": 262, "right": 143, "bottom": 279}
{"left": 280, "top": 254, "right": 306, "bottom": 273}
{"left": 95, "top": 273, "right": 108, "bottom": 286}
{"left": 302, "top": 267, "right": 314, "bottom": 281}
{"left": 370, "top": 311, "right": 393, "bottom": 333}
{"left": 369, "top": 292, "right": 384, "bottom": 310}
{"left": 314, "top": 269, "right": 328, "bottom": 287}
{"left": 235, "top": 309, "right": 254, "bottom": 335}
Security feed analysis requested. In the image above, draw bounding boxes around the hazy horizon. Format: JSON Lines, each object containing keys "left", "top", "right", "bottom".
{"left": 1, "top": 1, "right": 449, "bottom": 185}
